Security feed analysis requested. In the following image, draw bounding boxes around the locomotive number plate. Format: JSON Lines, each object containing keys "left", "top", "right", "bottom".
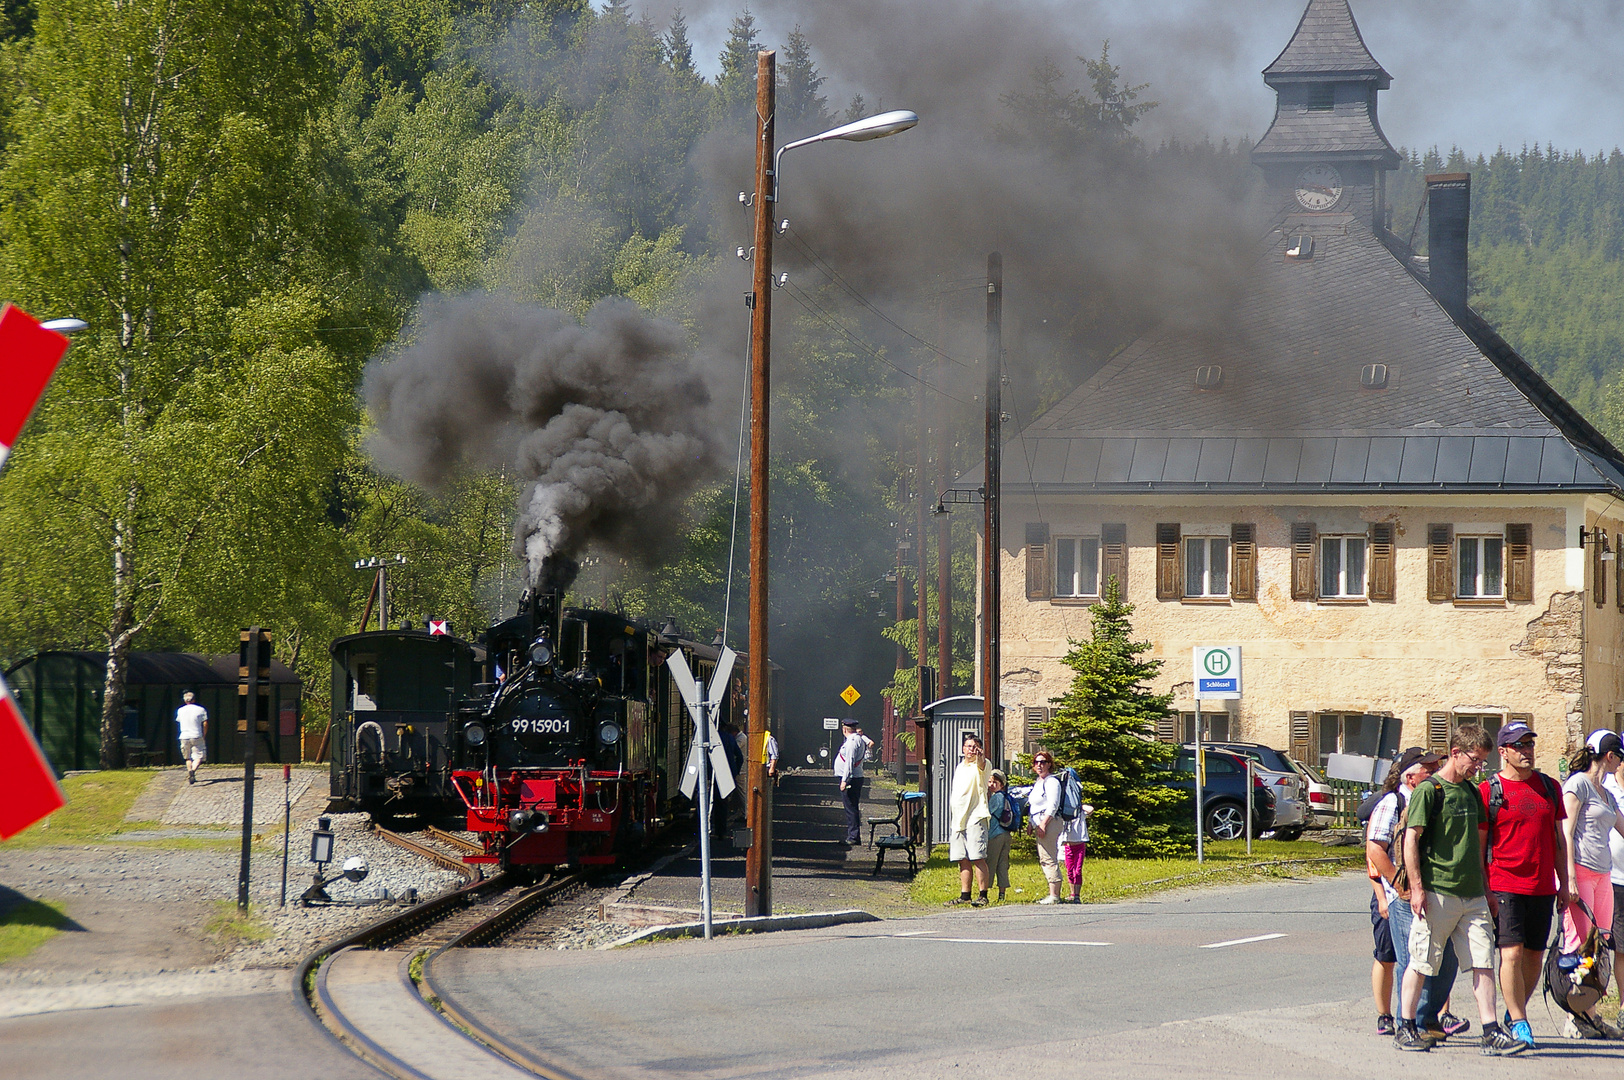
{"left": 513, "top": 717, "right": 570, "bottom": 734}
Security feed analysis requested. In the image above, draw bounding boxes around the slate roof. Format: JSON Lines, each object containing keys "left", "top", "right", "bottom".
{"left": 1252, "top": 105, "right": 1400, "bottom": 165}
{"left": 1000, "top": 215, "right": 1624, "bottom": 496}
{"left": 1263, "top": 0, "right": 1391, "bottom": 87}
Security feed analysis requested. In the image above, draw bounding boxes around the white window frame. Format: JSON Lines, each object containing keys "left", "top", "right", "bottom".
{"left": 1458, "top": 534, "right": 1505, "bottom": 598}
{"left": 1320, "top": 534, "right": 1368, "bottom": 598}
{"left": 1184, "top": 535, "right": 1230, "bottom": 598}
{"left": 1053, "top": 536, "right": 1101, "bottom": 598}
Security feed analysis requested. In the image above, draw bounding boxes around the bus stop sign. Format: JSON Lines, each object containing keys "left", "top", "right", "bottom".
{"left": 1193, "top": 646, "right": 1241, "bottom": 699}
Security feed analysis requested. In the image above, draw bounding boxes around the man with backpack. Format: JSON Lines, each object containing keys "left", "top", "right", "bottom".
{"left": 1396, "top": 723, "right": 1528, "bottom": 1055}
{"left": 1480, "top": 720, "right": 1570, "bottom": 1049}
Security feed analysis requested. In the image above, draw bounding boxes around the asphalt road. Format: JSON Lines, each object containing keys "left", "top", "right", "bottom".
{"left": 436, "top": 871, "right": 1624, "bottom": 1079}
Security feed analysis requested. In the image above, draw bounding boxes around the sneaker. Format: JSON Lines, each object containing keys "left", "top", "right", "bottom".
{"left": 1482, "top": 1026, "right": 1530, "bottom": 1056}
{"left": 1440, "top": 1012, "right": 1471, "bottom": 1037}
{"left": 1510, "top": 1020, "right": 1537, "bottom": 1049}
{"left": 1562, "top": 1015, "right": 1583, "bottom": 1040}
{"left": 1394, "top": 1024, "right": 1430, "bottom": 1052}
{"left": 1376, "top": 1014, "right": 1395, "bottom": 1036}
{"left": 1418, "top": 1025, "right": 1449, "bottom": 1043}
{"left": 997, "top": 890, "right": 1006, "bottom": 901}
{"left": 1035, "top": 895, "right": 1058, "bottom": 905}
{"left": 187, "top": 771, "right": 195, "bottom": 785}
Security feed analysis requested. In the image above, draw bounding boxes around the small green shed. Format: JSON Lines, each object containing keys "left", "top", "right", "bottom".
{"left": 5, "top": 651, "right": 302, "bottom": 773}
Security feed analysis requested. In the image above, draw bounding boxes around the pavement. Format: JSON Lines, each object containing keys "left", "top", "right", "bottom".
{"left": 434, "top": 871, "right": 1624, "bottom": 1079}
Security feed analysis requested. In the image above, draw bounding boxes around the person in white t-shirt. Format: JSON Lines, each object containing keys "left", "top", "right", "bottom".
{"left": 175, "top": 691, "right": 208, "bottom": 784}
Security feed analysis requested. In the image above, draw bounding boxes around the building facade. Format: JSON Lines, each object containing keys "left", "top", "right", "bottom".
{"left": 992, "top": 0, "right": 1624, "bottom": 775}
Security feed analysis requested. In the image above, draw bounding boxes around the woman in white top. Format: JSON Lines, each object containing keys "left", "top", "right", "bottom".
{"left": 1561, "top": 730, "right": 1624, "bottom": 1038}
{"left": 1028, "top": 752, "right": 1063, "bottom": 904}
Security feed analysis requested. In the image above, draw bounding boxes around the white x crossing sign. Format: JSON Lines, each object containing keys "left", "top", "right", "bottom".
{"left": 667, "top": 647, "right": 737, "bottom": 800}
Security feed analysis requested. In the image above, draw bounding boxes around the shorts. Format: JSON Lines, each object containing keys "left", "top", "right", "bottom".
{"left": 180, "top": 737, "right": 206, "bottom": 764}
{"left": 1371, "top": 891, "right": 1396, "bottom": 963}
{"left": 950, "top": 818, "right": 989, "bottom": 862}
{"left": 1492, "top": 891, "right": 1555, "bottom": 950}
{"left": 1409, "top": 891, "right": 1495, "bottom": 974}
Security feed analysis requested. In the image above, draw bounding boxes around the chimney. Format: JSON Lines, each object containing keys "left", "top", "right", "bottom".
{"left": 1425, "top": 172, "right": 1470, "bottom": 317}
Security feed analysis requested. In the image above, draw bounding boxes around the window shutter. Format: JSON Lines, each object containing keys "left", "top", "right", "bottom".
{"left": 1290, "top": 523, "right": 1316, "bottom": 600}
{"left": 1426, "top": 711, "right": 1451, "bottom": 755}
{"left": 1427, "top": 525, "right": 1454, "bottom": 601}
{"left": 1508, "top": 712, "right": 1533, "bottom": 737}
{"left": 1101, "top": 523, "right": 1127, "bottom": 594}
{"left": 1023, "top": 706, "right": 1050, "bottom": 754}
{"left": 1154, "top": 713, "right": 1176, "bottom": 742}
{"left": 1369, "top": 522, "right": 1395, "bottom": 601}
{"left": 1616, "top": 533, "right": 1623, "bottom": 613}
{"left": 1230, "top": 523, "right": 1257, "bottom": 600}
{"left": 1156, "top": 524, "right": 1181, "bottom": 600}
{"left": 1289, "top": 711, "right": 1311, "bottom": 762}
{"left": 1595, "top": 527, "right": 1608, "bottom": 608}
{"left": 1504, "top": 523, "right": 1532, "bottom": 602}
{"left": 1025, "top": 523, "right": 1051, "bottom": 600}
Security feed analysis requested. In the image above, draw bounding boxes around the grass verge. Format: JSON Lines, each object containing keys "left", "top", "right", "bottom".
{"left": 5, "top": 770, "right": 157, "bottom": 848}
{"left": 909, "top": 839, "right": 1361, "bottom": 906}
{"left": 205, "top": 901, "right": 274, "bottom": 948}
{"left": 0, "top": 900, "right": 72, "bottom": 965}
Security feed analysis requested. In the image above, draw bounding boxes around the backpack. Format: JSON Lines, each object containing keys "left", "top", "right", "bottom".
{"left": 1543, "top": 896, "right": 1613, "bottom": 1017}
{"left": 1000, "top": 790, "right": 1026, "bottom": 831}
{"left": 1057, "top": 767, "right": 1083, "bottom": 821}
{"left": 1483, "top": 771, "right": 1560, "bottom": 866}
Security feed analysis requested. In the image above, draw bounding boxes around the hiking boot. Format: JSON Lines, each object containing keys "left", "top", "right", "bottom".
{"left": 1571, "top": 1013, "right": 1608, "bottom": 1039}
{"left": 1482, "top": 1025, "right": 1530, "bottom": 1056}
{"left": 1440, "top": 1012, "right": 1470, "bottom": 1037}
{"left": 1375, "top": 1014, "right": 1395, "bottom": 1036}
{"left": 1593, "top": 1015, "right": 1623, "bottom": 1040}
{"left": 1510, "top": 1020, "right": 1537, "bottom": 1049}
{"left": 1394, "top": 1024, "right": 1430, "bottom": 1052}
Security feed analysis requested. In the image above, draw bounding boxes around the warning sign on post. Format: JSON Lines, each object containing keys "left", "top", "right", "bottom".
{"left": 1193, "top": 646, "right": 1242, "bottom": 700}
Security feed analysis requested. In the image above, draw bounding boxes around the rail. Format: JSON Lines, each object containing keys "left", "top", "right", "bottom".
{"left": 372, "top": 824, "right": 479, "bottom": 880}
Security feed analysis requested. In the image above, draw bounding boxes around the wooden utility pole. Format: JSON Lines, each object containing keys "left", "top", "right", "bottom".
{"left": 982, "top": 254, "right": 1002, "bottom": 761}
{"left": 745, "top": 49, "right": 775, "bottom": 918}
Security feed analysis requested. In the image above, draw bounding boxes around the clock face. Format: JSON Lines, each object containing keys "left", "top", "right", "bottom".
{"left": 1294, "top": 164, "right": 1343, "bottom": 211}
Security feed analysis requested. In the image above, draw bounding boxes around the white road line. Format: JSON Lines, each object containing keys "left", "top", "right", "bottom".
{"left": 892, "top": 930, "right": 938, "bottom": 937}
{"left": 1200, "top": 932, "right": 1288, "bottom": 949}
{"left": 896, "top": 936, "right": 1113, "bottom": 946}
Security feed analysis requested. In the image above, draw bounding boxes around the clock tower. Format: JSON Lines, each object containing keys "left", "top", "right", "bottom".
{"left": 1251, "top": 0, "right": 1400, "bottom": 230}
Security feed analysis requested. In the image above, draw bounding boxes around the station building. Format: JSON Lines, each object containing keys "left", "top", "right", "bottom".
{"left": 992, "top": 0, "right": 1624, "bottom": 775}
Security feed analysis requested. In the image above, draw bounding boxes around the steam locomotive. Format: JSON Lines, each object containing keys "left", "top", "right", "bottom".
{"left": 329, "top": 590, "right": 748, "bottom": 870}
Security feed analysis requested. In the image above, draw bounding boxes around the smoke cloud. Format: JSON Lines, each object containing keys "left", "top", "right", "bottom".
{"left": 364, "top": 296, "right": 721, "bottom": 587}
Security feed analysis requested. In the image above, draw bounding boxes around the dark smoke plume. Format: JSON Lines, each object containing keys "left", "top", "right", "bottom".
{"left": 364, "top": 295, "right": 720, "bottom": 587}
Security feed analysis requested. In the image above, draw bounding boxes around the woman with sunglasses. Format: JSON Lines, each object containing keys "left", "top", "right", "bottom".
{"left": 1028, "top": 753, "right": 1064, "bottom": 905}
{"left": 1560, "top": 730, "right": 1624, "bottom": 1038}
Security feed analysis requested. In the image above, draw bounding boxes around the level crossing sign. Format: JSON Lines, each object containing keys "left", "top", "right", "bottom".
{"left": 667, "top": 647, "right": 737, "bottom": 800}
{"left": 1192, "top": 646, "right": 1242, "bottom": 699}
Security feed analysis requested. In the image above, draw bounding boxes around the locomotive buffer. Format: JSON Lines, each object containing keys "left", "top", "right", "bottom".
{"left": 666, "top": 647, "right": 736, "bottom": 940}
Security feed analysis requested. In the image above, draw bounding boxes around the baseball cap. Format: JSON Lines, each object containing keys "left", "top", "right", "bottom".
{"left": 1394, "top": 746, "right": 1442, "bottom": 777}
{"left": 1586, "top": 730, "right": 1624, "bottom": 758}
{"left": 1496, "top": 721, "right": 1535, "bottom": 747}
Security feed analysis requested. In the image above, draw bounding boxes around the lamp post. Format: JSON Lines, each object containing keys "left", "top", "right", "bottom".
{"left": 744, "top": 49, "right": 916, "bottom": 917}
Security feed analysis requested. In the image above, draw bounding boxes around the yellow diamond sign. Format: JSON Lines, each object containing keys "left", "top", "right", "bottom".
{"left": 840, "top": 684, "right": 861, "bottom": 707}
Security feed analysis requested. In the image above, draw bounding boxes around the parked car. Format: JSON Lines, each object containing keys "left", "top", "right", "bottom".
{"left": 1164, "top": 747, "right": 1276, "bottom": 841}
{"left": 1203, "top": 742, "right": 1309, "bottom": 841}
{"left": 1287, "top": 755, "right": 1339, "bottom": 827}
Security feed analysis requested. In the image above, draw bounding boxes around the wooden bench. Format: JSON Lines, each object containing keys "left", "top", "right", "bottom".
{"left": 873, "top": 791, "right": 926, "bottom": 877}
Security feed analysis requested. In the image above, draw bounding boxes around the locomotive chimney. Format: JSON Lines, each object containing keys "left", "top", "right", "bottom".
{"left": 1425, "top": 172, "right": 1470, "bottom": 317}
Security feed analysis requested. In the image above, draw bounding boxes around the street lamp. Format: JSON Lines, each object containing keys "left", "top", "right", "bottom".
{"left": 40, "top": 318, "right": 89, "bottom": 335}
{"left": 743, "top": 49, "right": 917, "bottom": 918}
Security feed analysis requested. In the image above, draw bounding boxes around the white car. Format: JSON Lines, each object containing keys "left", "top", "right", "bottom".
{"left": 1287, "top": 755, "right": 1339, "bottom": 827}
{"left": 1198, "top": 742, "right": 1309, "bottom": 841}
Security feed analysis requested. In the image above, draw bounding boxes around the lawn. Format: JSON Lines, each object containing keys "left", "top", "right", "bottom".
{"left": 4, "top": 770, "right": 158, "bottom": 848}
{"left": 909, "top": 838, "right": 1362, "bottom": 906}
{"left": 0, "top": 899, "right": 72, "bottom": 964}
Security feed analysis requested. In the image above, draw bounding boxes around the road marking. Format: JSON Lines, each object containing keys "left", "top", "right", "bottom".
{"left": 892, "top": 930, "right": 938, "bottom": 937}
{"left": 896, "top": 935, "right": 1112, "bottom": 946}
{"left": 1200, "top": 932, "right": 1287, "bottom": 949}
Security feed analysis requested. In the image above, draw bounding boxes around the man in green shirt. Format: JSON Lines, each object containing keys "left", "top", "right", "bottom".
{"left": 1396, "top": 723, "right": 1528, "bottom": 1056}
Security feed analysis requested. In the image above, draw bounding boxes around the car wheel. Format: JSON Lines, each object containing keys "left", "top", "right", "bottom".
{"left": 1272, "top": 826, "right": 1303, "bottom": 842}
{"left": 1204, "top": 801, "right": 1246, "bottom": 841}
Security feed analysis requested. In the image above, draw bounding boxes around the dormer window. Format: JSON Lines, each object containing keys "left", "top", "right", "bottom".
{"left": 1195, "top": 365, "right": 1223, "bottom": 390}
{"left": 1361, "top": 363, "right": 1389, "bottom": 389}
{"left": 1306, "top": 84, "right": 1335, "bottom": 111}
{"left": 1286, "top": 234, "right": 1314, "bottom": 259}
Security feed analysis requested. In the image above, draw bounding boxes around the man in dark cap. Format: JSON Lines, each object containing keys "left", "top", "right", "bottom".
{"left": 834, "top": 719, "right": 872, "bottom": 846}
{"left": 1480, "top": 720, "right": 1569, "bottom": 1049}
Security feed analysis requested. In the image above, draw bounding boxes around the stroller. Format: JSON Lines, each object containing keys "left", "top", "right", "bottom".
{"left": 1542, "top": 896, "right": 1616, "bottom": 1037}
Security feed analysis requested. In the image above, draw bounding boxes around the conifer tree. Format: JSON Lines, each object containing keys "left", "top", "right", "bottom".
{"left": 778, "top": 26, "right": 830, "bottom": 135}
{"left": 665, "top": 8, "right": 696, "bottom": 78}
{"left": 713, "top": 8, "right": 762, "bottom": 124}
{"left": 1041, "top": 578, "right": 1191, "bottom": 857}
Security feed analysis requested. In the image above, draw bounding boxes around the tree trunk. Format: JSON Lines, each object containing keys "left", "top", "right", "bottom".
{"left": 98, "top": 494, "right": 139, "bottom": 770}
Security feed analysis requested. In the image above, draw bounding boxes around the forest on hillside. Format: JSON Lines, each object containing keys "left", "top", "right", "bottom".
{"left": 1, "top": 0, "right": 1620, "bottom": 761}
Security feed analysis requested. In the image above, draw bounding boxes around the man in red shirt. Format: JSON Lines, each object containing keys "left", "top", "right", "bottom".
{"left": 1480, "top": 721, "right": 1571, "bottom": 1048}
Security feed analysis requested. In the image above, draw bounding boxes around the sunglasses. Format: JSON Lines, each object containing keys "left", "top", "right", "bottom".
{"left": 1505, "top": 739, "right": 1536, "bottom": 750}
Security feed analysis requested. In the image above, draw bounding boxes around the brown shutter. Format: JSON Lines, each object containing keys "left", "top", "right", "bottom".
{"left": 1154, "top": 713, "right": 1176, "bottom": 742}
{"left": 1230, "top": 523, "right": 1257, "bottom": 600}
{"left": 1595, "top": 527, "right": 1608, "bottom": 608}
{"left": 1504, "top": 523, "right": 1532, "bottom": 602}
{"left": 1025, "top": 522, "right": 1051, "bottom": 600}
{"left": 1290, "top": 523, "right": 1316, "bottom": 600}
{"left": 1427, "top": 524, "right": 1454, "bottom": 601}
{"left": 1508, "top": 711, "right": 1533, "bottom": 737}
{"left": 1289, "top": 711, "right": 1312, "bottom": 763}
{"left": 1101, "top": 523, "right": 1127, "bottom": 594}
{"left": 1156, "top": 523, "right": 1181, "bottom": 600}
{"left": 1369, "top": 522, "right": 1395, "bottom": 601}
{"left": 1023, "top": 706, "right": 1050, "bottom": 754}
{"left": 1426, "top": 711, "right": 1451, "bottom": 755}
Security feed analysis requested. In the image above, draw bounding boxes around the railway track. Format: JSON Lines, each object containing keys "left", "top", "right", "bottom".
{"left": 371, "top": 824, "right": 481, "bottom": 882}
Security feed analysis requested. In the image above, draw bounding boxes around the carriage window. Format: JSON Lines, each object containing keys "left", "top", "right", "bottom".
{"left": 352, "top": 660, "right": 377, "bottom": 711}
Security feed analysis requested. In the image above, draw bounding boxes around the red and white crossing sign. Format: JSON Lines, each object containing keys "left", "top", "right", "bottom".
{"left": 428, "top": 619, "right": 449, "bottom": 636}
{"left": 0, "top": 304, "right": 73, "bottom": 836}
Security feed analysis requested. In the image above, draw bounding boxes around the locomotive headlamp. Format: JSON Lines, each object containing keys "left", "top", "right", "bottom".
{"left": 508, "top": 809, "right": 549, "bottom": 833}
{"left": 529, "top": 638, "right": 552, "bottom": 665}
{"left": 508, "top": 809, "right": 530, "bottom": 832}
{"left": 598, "top": 720, "right": 622, "bottom": 746}
{"left": 463, "top": 721, "right": 487, "bottom": 747}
